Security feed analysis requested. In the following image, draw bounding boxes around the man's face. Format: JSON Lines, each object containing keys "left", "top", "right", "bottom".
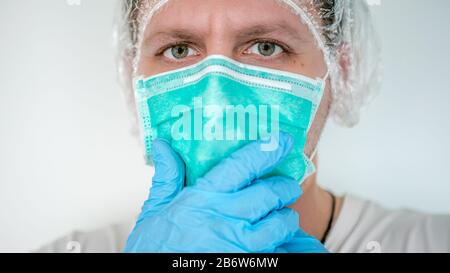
{"left": 137, "top": 0, "right": 332, "bottom": 157}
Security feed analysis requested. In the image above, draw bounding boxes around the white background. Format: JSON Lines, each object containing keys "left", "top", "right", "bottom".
{"left": 1, "top": 0, "right": 449, "bottom": 252}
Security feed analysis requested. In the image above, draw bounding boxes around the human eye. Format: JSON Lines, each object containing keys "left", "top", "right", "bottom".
{"left": 245, "top": 41, "right": 285, "bottom": 57}
{"left": 162, "top": 44, "right": 198, "bottom": 60}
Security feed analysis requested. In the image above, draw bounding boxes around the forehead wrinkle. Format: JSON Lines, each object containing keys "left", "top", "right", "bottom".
{"left": 142, "top": 9, "right": 310, "bottom": 49}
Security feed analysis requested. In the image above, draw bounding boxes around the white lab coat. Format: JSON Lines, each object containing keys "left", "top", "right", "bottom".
{"left": 36, "top": 195, "right": 450, "bottom": 253}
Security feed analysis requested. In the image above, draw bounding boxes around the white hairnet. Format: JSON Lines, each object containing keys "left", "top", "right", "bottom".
{"left": 114, "top": 0, "right": 382, "bottom": 129}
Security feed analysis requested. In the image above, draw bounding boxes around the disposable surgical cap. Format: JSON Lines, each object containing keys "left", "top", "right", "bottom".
{"left": 114, "top": 0, "right": 382, "bottom": 130}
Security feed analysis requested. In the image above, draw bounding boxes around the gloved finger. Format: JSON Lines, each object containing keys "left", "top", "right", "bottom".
{"left": 195, "top": 132, "right": 294, "bottom": 193}
{"left": 276, "top": 229, "right": 329, "bottom": 253}
{"left": 231, "top": 176, "right": 302, "bottom": 222}
{"left": 239, "top": 208, "right": 299, "bottom": 252}
{"left": 136, "top": 139, "right": 185, "bottom": 223}
{"left": 186, "top": 176, "right": 301, "bottom": 223}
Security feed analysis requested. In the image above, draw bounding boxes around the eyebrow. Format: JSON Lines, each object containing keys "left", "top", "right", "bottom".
{"left": 235, "top": 23, "right": 307, "bottom": 43}
{"left": 144, "top": 29, "right": 205, "bottom": 48}
{"left": 144, "top": 21, "right": 307, "bottom": 48}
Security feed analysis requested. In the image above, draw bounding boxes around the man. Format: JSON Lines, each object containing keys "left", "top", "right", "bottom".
{"left": 37, "top": 0, "right": 450, "bottom": 253}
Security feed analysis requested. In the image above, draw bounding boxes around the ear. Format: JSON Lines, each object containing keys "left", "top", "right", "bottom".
{"left": 337, "top": 42, "right": 351, "bottom": 86}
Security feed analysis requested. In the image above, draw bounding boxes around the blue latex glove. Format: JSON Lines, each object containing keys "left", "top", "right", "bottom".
{"left": 276, "top": 229, "right": 328, "bottom": 253}
{"left": 124, "top": 132, "right": 327, "bottom": 253}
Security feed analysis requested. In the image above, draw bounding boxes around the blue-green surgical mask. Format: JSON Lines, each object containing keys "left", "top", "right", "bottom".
{"left": 135, "top": 55, "right": 326, "bottom": 186}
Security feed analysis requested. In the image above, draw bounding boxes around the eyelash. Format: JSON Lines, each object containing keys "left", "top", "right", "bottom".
{"left": 156, "top": 42, "right": 196, "bottom": 56}
{"left": 155, "top": 39, "right": 292, "bottom": 60}
{"left": 246, "top": 39, "right": 292, "bottom": 56}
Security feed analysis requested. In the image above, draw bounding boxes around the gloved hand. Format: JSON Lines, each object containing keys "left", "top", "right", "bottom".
{"left": 124, "top": 132, "right": 327, "bottom": 253}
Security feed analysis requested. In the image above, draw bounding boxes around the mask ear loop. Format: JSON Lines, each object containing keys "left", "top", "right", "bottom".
{"left": 301, "top": 69, "right": 330, "bottom": 183}
{"left": 311, "top": 68, "right": 329, "bottom": 161}
{"left": 322, "top": 70, "right": 330, "bottom": 83}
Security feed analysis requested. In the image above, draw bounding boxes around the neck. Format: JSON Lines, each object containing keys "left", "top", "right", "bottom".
{"left": 288, "top": 156, "right": 342, "bottom": 241}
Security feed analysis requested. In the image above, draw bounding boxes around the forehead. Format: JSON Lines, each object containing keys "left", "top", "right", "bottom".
{"left": 142, "top": 0, "right": 314, "bottom": 39}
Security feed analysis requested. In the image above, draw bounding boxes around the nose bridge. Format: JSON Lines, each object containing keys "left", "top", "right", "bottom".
{"left": 204, "top": 9, "right": 234, "bottom": 58}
